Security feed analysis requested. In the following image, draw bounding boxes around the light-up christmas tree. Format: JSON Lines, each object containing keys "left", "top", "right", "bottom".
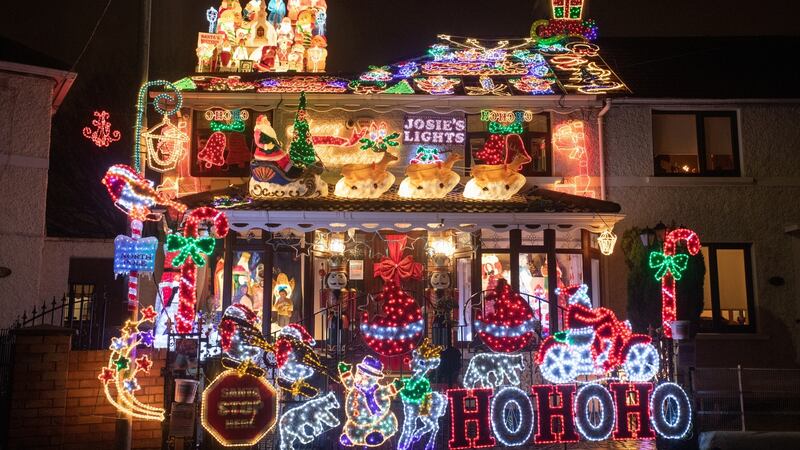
{"left": 288, "top": 92, "right": 316, "bottom": 168}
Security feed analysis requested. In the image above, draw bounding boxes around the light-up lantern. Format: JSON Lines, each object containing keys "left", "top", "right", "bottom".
{"left": 427, "top": 231, "right": 455, "bottom": 258}
{"left": 597, "top": 228, "right": 617, "bottom": 256}
{"left": 328, "top": 232, "right": 345, "bottom": 255}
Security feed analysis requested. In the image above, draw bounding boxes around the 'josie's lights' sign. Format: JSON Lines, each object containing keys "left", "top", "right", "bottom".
{"left": 447, "top": 382, "right": 692, "bottom": 449}
{"left": 403, "top": 114, "right": 466, "bottom": 147}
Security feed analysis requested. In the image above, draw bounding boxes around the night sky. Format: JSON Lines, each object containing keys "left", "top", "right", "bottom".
{"left": 1, "top": 0, "right": 798, "bottom": 237}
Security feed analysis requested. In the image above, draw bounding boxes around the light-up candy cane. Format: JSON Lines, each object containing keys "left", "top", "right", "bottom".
{"left": 649, "top": 228, "right": 701, "bottom": 338}
{"left": 167, "top": 207, "right": 229, "bottom": 334}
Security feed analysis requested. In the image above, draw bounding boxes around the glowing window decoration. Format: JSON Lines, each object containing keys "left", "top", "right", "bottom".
{"left": 206, "top": 7, "right": 218, "bottom": 33}
{"left": 360, "top": 65, "right": 393, "bottom": 82}
{"left": 144, "top": 116, "right": 189, "bottom": 172}
{"left": 574, "top": 383, "right": 615, "bottom": 441}
{"left": 609, "top": 383, "right": 655, "bottom": 440}
{"left": 531, "top": 384, "right": 580, "bottom": 444}
{"left": 82, "top": 110, "right": 121, "bottom": 148}
{"left": 508, "top": 75, "right": 556, "bottom": 95}
{"left": 537, "top": 284, "right": 660, "bottom": 383}
{"left": 465, "top": 76, "right": 510, "bottom": 96}
{"left": 649, "top": 228, "right": 701, "bottom": 338}
{"left": 257, "top": 76, "right": 348, "bottom": 93}
{"left": 397, "top": 339, "right": 447, "bottom": 450}
{"left": 201, "top": 369, "right": 279, "bottom": 447}
{"left": 649, "top": 382, "right": 692, "bottom": 439}
{"left": 402, "top": 114, "right": 466, "bottom": 147}
{"left": 113, "top": 235, "right": 158, "bottom": 276}
{"left": 359, "top": 121, "right": 400, "bottom": 152}
{"left": 414, "top": 76, "right": 460, "bottom": 95}
{"left": 170, "top": 207, "right": 229, "bottom": 334}
{"left": 102, "top": 164, "right": 187, "bottom": 221}
{"left": 446, "top": 388, "right": 495, "bottom": 449}
{"left": 278, "top": 392, "right": 341, "bottom": 450}
{"left": 553, "top": 120, "right": 594, "bottom": 198}
{"left": 598, "top": 228, "right": 617, "bottom": 255}
{"left": 338, "top": 356, "right": 403, "bottom": 447}
{"left": 474, "top": 279, "right": 538, "bottom": 353}
{"left": 98, "top": 306, "right": 164, "bottom": 421}
{"left": 463, "top": 353, "right": 525, "bottom": 389}
{"left": 362, "top": 235, "right": 424, "bottom": 356}
{"left": 133, "top": 80, "right": 182, "bottom": 172}
{"left": 384, "top": 79, "right": 415, "bottom": 94}
{"left": 491, "top": 386, "right": 534, "bottom": 446}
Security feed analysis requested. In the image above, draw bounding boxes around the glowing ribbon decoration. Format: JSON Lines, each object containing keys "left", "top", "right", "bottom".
{"left": 166, "top": 234, "right": 216, "bottom": 267}
{"left": 652, "top": 228, "right": 700, "bottom": 338}
{"left": 174, "top": 207, "right": 229, "bottom": 333}
{"left": 98, "top": 306, "right": 164, "bottom": 421}
{"left": 372, "top": 235, "right": 423, "bottom": 285}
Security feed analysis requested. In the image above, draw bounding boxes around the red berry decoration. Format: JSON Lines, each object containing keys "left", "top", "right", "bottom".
{"left": 475, "top": 278, "right": 537, "bottom": 352}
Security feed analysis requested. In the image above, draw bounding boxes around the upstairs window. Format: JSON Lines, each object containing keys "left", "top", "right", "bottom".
{"left": 466, "top": 113, "right": 551, "bottom": 176}
{"left": 652, "top": 111, "right": 740, "bottom": 176}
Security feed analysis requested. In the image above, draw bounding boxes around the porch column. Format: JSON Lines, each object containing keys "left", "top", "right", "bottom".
{"left": 544, "top": 228, "right": 559, "bottom": 332}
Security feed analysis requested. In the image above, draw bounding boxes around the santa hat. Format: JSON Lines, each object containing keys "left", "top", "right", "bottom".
{"left": 357, "top": 355, "right": 384, "bottom": 378}
{"left": 278, "top": 323, "right": 316, "bottom": 345}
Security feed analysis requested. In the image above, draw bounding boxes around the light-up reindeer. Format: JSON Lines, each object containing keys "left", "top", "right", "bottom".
{"left": 397, "top": 339, "right": 447, "bottom": 450}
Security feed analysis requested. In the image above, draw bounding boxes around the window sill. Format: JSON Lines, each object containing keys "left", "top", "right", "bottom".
{"left": 607, "top": 176, "right": 755, "bottom": 187}
{"left": 696, "top": 332, "right": 767, "bottom": 340}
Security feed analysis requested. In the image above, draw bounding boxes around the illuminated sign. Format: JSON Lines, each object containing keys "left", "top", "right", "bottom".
{"left": 402, "top": 114, "right": 466, "bottom": 147}
{"left": 113, "top": 235, "right": 158, "bottom": 276}
{"left": 480, "top": 109, "right": 535, "bottom": 123}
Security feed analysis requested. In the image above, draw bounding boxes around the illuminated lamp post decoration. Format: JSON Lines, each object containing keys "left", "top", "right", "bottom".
{"left": 144, "top": 115, "right": 189, "bottom": 172}
{"left": 361, "top": 235, "right": 424, "bottom": 356}
{"left": 167, "top": 207, "right": 229, "bottom": 334}
{"left": 649, "top": 228, "right": 701, "bottom": 338}
{"left": 82, "top": 110, "right": 121, "bottom": 148}
{"left": 474, "top": 278, "right": 538, "bottom": 352}
{"left": 98, "top": 305, "right": 164, "bottom": 421}
{"left": 133, "top": 80, "right": 183, "bottom": 173}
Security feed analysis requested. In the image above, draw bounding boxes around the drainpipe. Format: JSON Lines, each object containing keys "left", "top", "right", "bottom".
{"left": 597, "top": 98, "right": 611, "bottom": 200}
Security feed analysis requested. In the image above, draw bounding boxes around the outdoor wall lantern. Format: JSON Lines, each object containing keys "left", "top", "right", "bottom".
{"left": 640, "top": 227, "right": 656, "bottom": 247}
{"left": 427, "top": 230, "right": 455, "bottom": 258}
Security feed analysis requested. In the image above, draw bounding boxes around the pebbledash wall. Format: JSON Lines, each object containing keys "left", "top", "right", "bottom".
{"left": 603, "top": 99, "right": 800, "bottom": 367}
{"left": 0, "top": 70, "right": 55, "bottom": 327}
{"left": 7, "top": 326, "right": 165, "bottom": 450}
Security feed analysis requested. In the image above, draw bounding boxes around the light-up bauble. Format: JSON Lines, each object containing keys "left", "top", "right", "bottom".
{"left": 474, "top": 279, "right": 538, "bottom": 352}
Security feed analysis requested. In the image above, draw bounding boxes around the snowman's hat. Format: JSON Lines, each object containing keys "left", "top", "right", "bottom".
{"left": 357, "top": 355, "right": 384, "bottom": 378}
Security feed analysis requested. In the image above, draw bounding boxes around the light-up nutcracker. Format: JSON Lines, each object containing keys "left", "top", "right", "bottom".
{"left": 649, "top": 228, "right": 701, "bottom": 338}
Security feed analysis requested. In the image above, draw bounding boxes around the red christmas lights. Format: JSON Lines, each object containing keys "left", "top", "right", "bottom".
{"left": 655, "top": 228, "right": 701, "bottom": 338}
{"left": 174, "top": 207, "right": 229, "bottom": 333}
{"left": 609, "top": 383, "right": 655, "bottom": 440}
{"left": 82, "top": 110, "right": 121, "bottom": 148}
{"left": 446, "top": 388, "right": 495, "bottom": 449}
{"left": 474, "top": 279, "right": 537, "bottom": 353}
{"left": 474, "top": 134, "right": 505, "bottom": 165}
{"left": 531, "top": 384, "right": 580, "bottom": 444}
{"left": 197, "top": 131, "right": 227, "bottom": 168}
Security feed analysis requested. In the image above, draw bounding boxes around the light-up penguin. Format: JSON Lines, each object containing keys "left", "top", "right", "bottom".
{"left": 397, "top": 339, "right": 447, "bottom": 450}
{"left": 339, "top": 356, "right": 404, "bottom": 447}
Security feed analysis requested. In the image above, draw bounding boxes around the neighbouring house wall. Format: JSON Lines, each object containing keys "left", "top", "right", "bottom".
{"left": 7, "top": 326, "right": 165, "bottom": 450}
{"left": 0, "top": 72, "right": 54, "bottom": 327}
{"left": 39, "top": 237, "right": 115, "bottom": 301}
{"left": 604, "top": 102, "right": 800, "bottom": 367}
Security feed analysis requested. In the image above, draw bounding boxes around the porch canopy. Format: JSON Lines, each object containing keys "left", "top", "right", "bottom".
{"left": 180, "top": 185, "right": 624, "bottom": 233}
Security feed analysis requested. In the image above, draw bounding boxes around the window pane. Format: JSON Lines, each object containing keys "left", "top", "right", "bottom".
{"left": 526, "top": 137, "right": 548, "bottom": 174}
{"left": 271, "top": 251, "right": 301, "bottom": 333}
{"left": 456, "top": 258, "right": 472, "bottom": 342}
{"left": 519, "top": 253, "right": 550, "bottom": 335}
{"left": 529, "top": 114, "right": 548, "bottom": 133}
{"left": 653, "top": 113, "right": 699, "bottom": 175}
{"left": 704, "top": 116, "right": 735, "bottom": 172}
{"left": 555, "top": 253, "right": 584, "bottom": 287}
{"left": 716, "top": 249, "right": 750, "bottom": 326}
{"left": 231, "top": 252, "right": 265, "bottom": 325}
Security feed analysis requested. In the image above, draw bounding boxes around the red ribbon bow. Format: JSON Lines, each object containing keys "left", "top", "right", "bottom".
{"left": 373, "top": 235, "right": 422, "bottom": 284}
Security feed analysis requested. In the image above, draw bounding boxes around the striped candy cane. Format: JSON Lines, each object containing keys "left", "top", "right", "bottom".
{"left": 171, "top": 207, "right": 229, "bottom": 334}
{"left": 127, "top": 219, "right": 144, "bottom": 310}
{"left": 654, "top": 229, "right": 701, "bottom": 338}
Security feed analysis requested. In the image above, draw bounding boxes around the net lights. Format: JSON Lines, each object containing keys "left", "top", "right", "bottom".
{"left": 649, "top": 228, "right": 701, "bottom": 338}
{"left": 98, "top": 306, "right": 164, "bottom": 422}
{"left": 82, "top": 110, "right": 121, "bottom": 148}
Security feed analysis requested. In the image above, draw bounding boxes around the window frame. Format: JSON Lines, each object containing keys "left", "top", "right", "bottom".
{"left": 652, "top": 110, "right": 741, "bottom": 177}
{"left": 702, "top": 243, "right": 756, "bottom": 333}
{"left": 465, "top": 113, "right": 552, "bottom": 176}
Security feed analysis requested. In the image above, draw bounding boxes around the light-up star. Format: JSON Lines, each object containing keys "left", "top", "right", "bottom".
{"left": 124, "top": 378, "right": 141, "bottom": 392}
{"left": 140, "top": 305, "right": 157, "bottom": 321}
{"left": 136, "top": 355, "right": 153, "bottom": 373}
{"left": 98, "top": 367, "right": 116, "bottom": 384}
{"left": 115, "top": 356, "right": 130, "bottom": 371}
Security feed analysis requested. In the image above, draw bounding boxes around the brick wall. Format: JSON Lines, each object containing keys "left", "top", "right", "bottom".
{"left": 7, "top": 326, "right": 166, "bottom": 450}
